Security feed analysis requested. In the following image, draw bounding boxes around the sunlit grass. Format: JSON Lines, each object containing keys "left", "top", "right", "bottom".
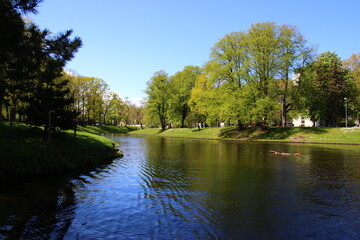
{"left": 77, "top": 125, "right": 137, "bottom": 134}
{"left": 130, "top": 126, "right": 360, "bottom": 144}
{"left": 129, "top": 127, "right": 222, "bottom": 139}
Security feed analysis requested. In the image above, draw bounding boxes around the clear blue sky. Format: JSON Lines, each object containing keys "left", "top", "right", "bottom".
{"left": 29, "top": 0, "right": 360, "bottom": 103}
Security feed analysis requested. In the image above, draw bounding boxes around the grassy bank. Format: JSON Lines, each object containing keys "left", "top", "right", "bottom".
{"left": 130, "top": 127, "right": 360, "bottom": 145}
{"left": 0, "top": 123, "right": 125, "bottom": 180}
{"left": 77, "top": 125, "right": 138, "bottom": 134}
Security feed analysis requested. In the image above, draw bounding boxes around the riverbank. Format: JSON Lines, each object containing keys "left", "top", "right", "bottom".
{"left": 129, "top": 127, "right": 360, "bottom": 145}
{"left": 0, "top": 123, "right": 132, "bottom": 180}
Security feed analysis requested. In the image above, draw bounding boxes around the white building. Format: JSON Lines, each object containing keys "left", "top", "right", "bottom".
{"left": 292, "top": 116, "right": 320, "bottom": 127}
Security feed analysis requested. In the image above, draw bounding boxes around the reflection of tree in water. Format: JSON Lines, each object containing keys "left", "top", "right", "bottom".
{"left": 140, "top": 137, "right": 191, "bottom": 207}
{"left": 0, "top": 153, "right": 119, "bottom": 239}
{"left": 0, "top": 177, "right": 76, "bottom": 239}
{"left": 295, "top": 146, "right": 360, "bottom": 239}
{"left": 139, "top": 138, "right": 294, "bottom": 238}
{"left": 139, "top": 137, "right": 226, "bottom": 238}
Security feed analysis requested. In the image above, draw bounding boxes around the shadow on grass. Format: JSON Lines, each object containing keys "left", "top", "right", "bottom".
{"left": 78, "top": 125, "right": 136, "bottom": 134}
{"left": 253, "top": 127, "right": 329, "bottom": 140}
{"left": 219, "top": 126, "right": 329, "bottom": 140}
{"left": 156, "top": 129, "right": 166, "bottom": 134}
{"left": 219, "top": 127, "right": 259, "bottom": 138}
{"left": 192, "top": 128, "right": 204, "bottom": 132}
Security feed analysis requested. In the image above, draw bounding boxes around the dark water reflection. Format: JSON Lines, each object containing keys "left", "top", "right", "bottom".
{"left": 1, "top": 135, "right": 360, "bottom": 239}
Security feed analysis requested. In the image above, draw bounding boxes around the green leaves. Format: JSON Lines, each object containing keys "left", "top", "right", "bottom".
{"left": 297, "top": 52, "right": 355, "bottom": 126}
{"left": 145, "top": 71, "right": 171, "bottom": 130}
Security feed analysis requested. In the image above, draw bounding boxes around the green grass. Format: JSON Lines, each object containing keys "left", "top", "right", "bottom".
{"left": 0, "top": 123, "right": 123, "bottom": 180}
{"left": 129, "top": 127, "right": 223, "bottom": 139}
{"left": 77, "top": 125, "right": 138, "bottom": 134}
{"left": 130, "top": 126, "right": 360, "bottom": 144}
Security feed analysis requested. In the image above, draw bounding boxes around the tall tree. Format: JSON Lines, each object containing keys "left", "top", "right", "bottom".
{"left": 145, "top": 71, "right": 171, "bottom": 130}
{"left": 246, "top": 22, "right": 279, "bottom": 97}
{"left": 208, "top": 32, "right": 249, "bottom": 127}
{"left": 0, "top": 0, "right": 42, "bottom": 121}
{"left": 343, "top": 53, "right": 360, "bottom": 119}
{"left": 24, "top": 25, "right": 82, "bottom": 138}
{"left": 297, "top": 52, "right": 355, "bottom": 126}
{"left": 209, "top": 32, "right": 248, "bottom": 89}
{"left": 168, "top": 66, "right": 201, "bottom": 127}
{"left": 277, "top": 24, "right": 314, "bottom": 126}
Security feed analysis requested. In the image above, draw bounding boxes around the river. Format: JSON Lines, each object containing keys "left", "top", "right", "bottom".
{"left": 1, "top": 134, "right": 360, "bottom": 239}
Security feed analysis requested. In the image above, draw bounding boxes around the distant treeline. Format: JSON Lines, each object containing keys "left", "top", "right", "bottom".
{"left": 145, "top": 23, "right": 360, "bottom": 129}
{"left": 66, "top": 74, "right": 144, "bottom": 127}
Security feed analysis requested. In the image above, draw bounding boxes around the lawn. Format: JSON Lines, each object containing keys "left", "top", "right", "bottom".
{"left": 130, "top": 127, "right": 360, "bottom": 144}
{"left": 0, "top": 123, "right": 122, "bottom": 180}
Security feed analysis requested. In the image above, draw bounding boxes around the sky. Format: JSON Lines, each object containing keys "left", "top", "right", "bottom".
{"left": 29, "top": 0, "right": 360, "bottom": 104}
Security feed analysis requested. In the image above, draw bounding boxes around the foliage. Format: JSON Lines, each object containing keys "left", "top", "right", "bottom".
{"left": 168, "top": 66, "right": 202, "bottom": 127}
{"left": 0, "top": 1, "right": 83, "bottom": 141}
{"left": 145, "top": 71, "right": 171, "bottom": 130}
{"left": 343, "top": 53, "right": 360, "bottom": 119}
{"left": 297, "top": 52, "right": 356, "bottom": 126}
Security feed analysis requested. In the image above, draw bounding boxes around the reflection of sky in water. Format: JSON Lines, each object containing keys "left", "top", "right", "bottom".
{"left": 1, "top": 135, "right": 360, "bottom": 239}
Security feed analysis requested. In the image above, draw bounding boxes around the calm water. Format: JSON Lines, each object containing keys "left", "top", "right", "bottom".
{"left": 1, "top": 135, "right": 360, "bottom": 239}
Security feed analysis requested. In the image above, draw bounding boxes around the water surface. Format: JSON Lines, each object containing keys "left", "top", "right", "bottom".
{"left": 1, "top": 135, "right": 360, "bottom": 239}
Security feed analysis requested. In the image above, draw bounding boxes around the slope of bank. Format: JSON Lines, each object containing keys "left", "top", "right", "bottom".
{"left": 0, "top": 123, "right": 126, "bottom": 180}
{"left": 78, "top": 125, "right": 137, "bottom": 134}
{"left": 129, "top": 127, "right": 360, "bottom": 145}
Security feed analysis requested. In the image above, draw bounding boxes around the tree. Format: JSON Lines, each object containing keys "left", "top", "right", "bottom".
{"left": 208, "top": 32, "right": 248, "bottom": 128}
{"left": 129, "top": 101, "right": 145, "bottom": 128}
{"left": 204, "top": 22, "right": 313, "bottom": 126}
{"left": 343, "top": 53, "right": 360, "bottom": 119}
{"left": 209, "top": 32, "right": 248, "bottom": 89}
{"left": 297, "top": 52, "right": 355, "bottom": 126}
{"left": 277, "top": 24, "right": 314, "bottom": 126}
{"left": 23, "top": 25, "right": 82, "bottom": 139}
{"left": 0, "top": 0, "right": 42, "bottom": 121}
{"left": 145, "top": 71, "right": 171, "bottom": 130}
{"left": 168, "top": 66, "right": 201, "bottom": 127}
{"left": 100, "top": 91, "right": 118, "bottom": 125}
{"left": 246, "top": 22, "right": 280, "bottom": 97}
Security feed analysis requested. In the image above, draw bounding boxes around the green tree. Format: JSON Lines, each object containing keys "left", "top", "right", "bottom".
{"left": 204, "top": 22, "right": 313, "bottom": 126}
{"left": 277, "top": 24, "right": 314, "bottom": 126}
{"left": 168, "top": 66, "right": 201, "bottom": 127}
{"left": 24, "top": 25, "right": 82, "bottom": 138}
{"left": 0, "top": 1, "right": 42, "bottom": 123}
{"left": 145, "top": 71, "right": 171, "bottom": 130}
{"left": 131, "top": 103, "right": 145, "bottom": 128}
{"left": 297, "top": 52, "right": 355, "bottom": 126}
{"left": 343, "top": 53, "right": 360, "bottom": 119}
{"left": 246, "top": 22, "right": 279, "bottom": 97}
{"left": 209, "top": 32, "right": 248, "bottom": 89}
{"left": 207, "top": 32, "right": 249, "bottom": 127}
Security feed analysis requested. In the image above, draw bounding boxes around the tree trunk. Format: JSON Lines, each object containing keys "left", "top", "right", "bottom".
{"left": 237, "top": 119, "right": 242, "bottom": 129}
{"left": 281, "top": 70, "right": 289, "bottom": 127}
{"left": 181, "top": 118, "right": 185, "bottom": 128}
{"left": 281, "top": 97, "right": 286, "bottom": 127}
